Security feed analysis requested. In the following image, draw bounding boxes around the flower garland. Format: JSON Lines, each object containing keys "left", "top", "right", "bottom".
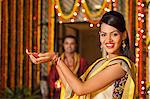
{"left": 84, "top": 1, "right": 112, "bottom": 24}
{"left": 81, "top": 0, "right": 107, "bottom": 18}
{"left": 55, "top": 0, "right": 112, "bottom": 24}
{"left": 147, "top": 1, "right": 150, "bottom": 97}
{"left": 55, "top": 0, "right": 79, "bottom": 20}
{"left": 135, "top": 0, "right": 147, "bottom": 97}
{"left": 147, "top": 37, "right": 150, "bottom": 45}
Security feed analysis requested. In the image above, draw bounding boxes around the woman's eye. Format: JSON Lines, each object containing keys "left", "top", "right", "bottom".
{"left": 113, "top": 32, "right": 119, "bottom": 36}
{"left": 99, "top": 33, "right": 106, "bottom": 37}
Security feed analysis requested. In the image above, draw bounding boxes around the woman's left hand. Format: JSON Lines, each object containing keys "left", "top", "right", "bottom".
{"left": 26, "top": 49, "right": 39, "bottom": 64}
{"left": 26, "top": 49, "right": 58, "bottom": 64}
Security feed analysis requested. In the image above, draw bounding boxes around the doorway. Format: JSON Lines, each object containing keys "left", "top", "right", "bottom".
{"left": 55, "top": 22, "right": 102, "bottom": 65}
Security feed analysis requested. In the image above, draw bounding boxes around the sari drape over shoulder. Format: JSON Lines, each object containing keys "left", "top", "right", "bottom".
{"left": 71, "top": 56, "right": 136, "bottom": 99}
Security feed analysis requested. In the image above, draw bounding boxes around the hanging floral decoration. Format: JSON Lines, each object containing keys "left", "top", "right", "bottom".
{"left": 147, "top": 37, "right": 150, "bottom": 45}
{"left": 55, "top": 0, "right": 79, "bottom": 20}
{"left": 55, "top": 0, "right": 112, "bottom": 24}
{"left": 135, "top": 0, "right": 147, "bottom": 98}
{"left": 81, "top": 0, "right": 108, "bottom": 18}
{"left": 82, "top": 0, "right": 112, "bottom": 24}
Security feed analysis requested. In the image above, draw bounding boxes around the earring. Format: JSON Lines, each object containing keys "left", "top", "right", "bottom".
{"left": 99, "top": 44, "right": 103, "bottom": 51}
{"left": 100, "top": 44, "right": 103, "bottom": 49}
{"left": 122, "top": 40, "right": 126, "bottom": 49}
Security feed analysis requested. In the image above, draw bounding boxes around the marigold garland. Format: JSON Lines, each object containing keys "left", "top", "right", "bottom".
{"left": 55, "top": 0, "right": 112, "bottom": 23}
{"left": 84, "top": 1, "right": 112, "bottom": 24}
{"left": 55, "top": 0, "right": 79, "bottom": 20}
{"left": 147, "top": 37, "right": 150, "bottom": 45}
{"left": 81, "top": 0, "right": 107, "bottom": 18}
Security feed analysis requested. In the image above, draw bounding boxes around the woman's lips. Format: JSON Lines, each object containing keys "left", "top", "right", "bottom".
{"left": 105, "top": 43, "right": 115, "bottom": 48}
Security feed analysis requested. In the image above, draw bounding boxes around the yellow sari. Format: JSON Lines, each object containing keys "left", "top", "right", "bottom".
{"left": 71, "top": 56, "right": 136, "bottom": 99}
{"left": 59, "top": 53, "right": 80, "bottom": 99}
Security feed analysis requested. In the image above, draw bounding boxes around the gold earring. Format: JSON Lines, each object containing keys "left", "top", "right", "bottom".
{"left": 122, "top": 40, "right": 126, "bottom": 48}
{"left": 99, "top": 44, "right": 103, "bottom": 51}
{"left": 100, "top": 45, "right": 102, "bottom": 49}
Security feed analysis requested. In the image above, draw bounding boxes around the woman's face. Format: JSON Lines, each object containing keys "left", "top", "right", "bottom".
{"left": 99, "top": 23, "right": 124, "bottom": 55}
{"left": 63, "top": 38, "right": 76, "bottom": 54}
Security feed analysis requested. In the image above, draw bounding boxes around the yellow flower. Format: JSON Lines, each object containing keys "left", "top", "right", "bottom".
{"left": 146, "top": 37, "right": 150, "bottom": 45}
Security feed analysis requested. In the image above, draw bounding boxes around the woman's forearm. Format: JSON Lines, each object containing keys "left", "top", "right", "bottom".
{"left": 57, "top": 60, "right": 85, "bottom": 95}
{"left": 56, "top": 59, "right": 127, "bottom": 96}
{"left": 56, "top": 65, "right": 69, "bottom": 87}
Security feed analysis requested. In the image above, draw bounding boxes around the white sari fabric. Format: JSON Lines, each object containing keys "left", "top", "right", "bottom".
{"left": 85, "top": 59, "right": 130, "bottom": 99}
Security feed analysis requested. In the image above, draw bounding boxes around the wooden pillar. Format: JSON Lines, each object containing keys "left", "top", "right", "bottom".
{"left": 47, "top": 0, "right": 55, "bottom": 72}
{"left": 9, "top": 0, "right": 16, "bottom": 89}
{"left": 32, "top": 0, "right": 41, "bottom": 89}
{"left": 37, "top": 0, "right": 41, "bottom": 86}
{"left": 1, "top": 0, "right": 8, "bottom": 89}
{"left": 129, "top": 0, "right": 134, "bottom": 51}
{"left": 0, "top": 0, "right": 1, "bottom": 67}
{"left": 17, "top": 0, "right": 24, "bottom": 88}
{"left": 25, "top": 0, "right": 32, "bottom": 89}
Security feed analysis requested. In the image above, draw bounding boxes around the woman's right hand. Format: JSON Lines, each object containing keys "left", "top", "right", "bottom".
{"left": 26, "top": 49, "right": 58, "bottom": 64}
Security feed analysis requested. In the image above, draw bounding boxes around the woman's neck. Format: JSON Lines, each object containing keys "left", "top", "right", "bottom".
{"left": 107, "top": 49, "right": 122, "bottom": 59}
{"left": 107, "top": 53, "right": 122, "bottom": 59}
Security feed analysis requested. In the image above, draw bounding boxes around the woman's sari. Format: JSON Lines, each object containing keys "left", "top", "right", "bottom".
{"left": 71, "top": 56, "right": 136, "bottom": 99}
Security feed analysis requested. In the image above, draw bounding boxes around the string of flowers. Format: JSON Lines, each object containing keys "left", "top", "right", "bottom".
{"left": 85, "top": 1, "right": 112, "bottom": 24}
{"left": 55, "top": 0, "right": 112, "bottom": 24}
{"left": 81, "top": 0, "right": 108, "bottom": 18}
{"left": 55, "top": 0, "right": 79, "bottom": 19}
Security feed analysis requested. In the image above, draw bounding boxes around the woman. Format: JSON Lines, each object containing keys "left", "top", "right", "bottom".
{"left": 27, "top": 11, "right": 136, "bottom": 99}
{"left": 55, "top": 11, "right": 136, "bottom": 99}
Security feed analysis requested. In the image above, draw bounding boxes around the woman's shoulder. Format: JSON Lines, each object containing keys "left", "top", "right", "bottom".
{"left": 108, "top": 56, "right": 136, "bottom": 74}
{"left": 111, "top": 56, "right": 130, "bottom": 60}
{"left": 108, "top": 58, "right": 130, "bottom": 72}
{"left": 109, "top": 56, "right": 134, "bottom": 66}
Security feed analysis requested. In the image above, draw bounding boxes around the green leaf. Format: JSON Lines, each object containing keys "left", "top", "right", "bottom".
{"left": 4, "top": 87, "right": 14, "bottom": 96}
{"left": 23, "top": 87, "right": 31, "bottom": 96}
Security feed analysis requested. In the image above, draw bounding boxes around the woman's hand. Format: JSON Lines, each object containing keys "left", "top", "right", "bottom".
{"left": 26, "top": 49, "right": 58, "bottom": 64}
{"left": 56, "top": 57, "right": 63, "bottom": 66}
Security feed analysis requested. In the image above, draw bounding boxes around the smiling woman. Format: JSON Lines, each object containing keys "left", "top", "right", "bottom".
{"left": 54, "top": 11, "right": 136, "bottom": 99}
{"left": 99, "top": 23, "right": 126, "bottom": 56}
{"left": 27, "top": 11, "right": 136, "bottom": 99}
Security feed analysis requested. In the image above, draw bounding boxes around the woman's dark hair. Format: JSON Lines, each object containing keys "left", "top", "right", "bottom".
{"left": 99, "top": 11, "right": 134, "bottom": 61}
{"left": 100, "top": 11, "right": 126, "bottom": 33}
